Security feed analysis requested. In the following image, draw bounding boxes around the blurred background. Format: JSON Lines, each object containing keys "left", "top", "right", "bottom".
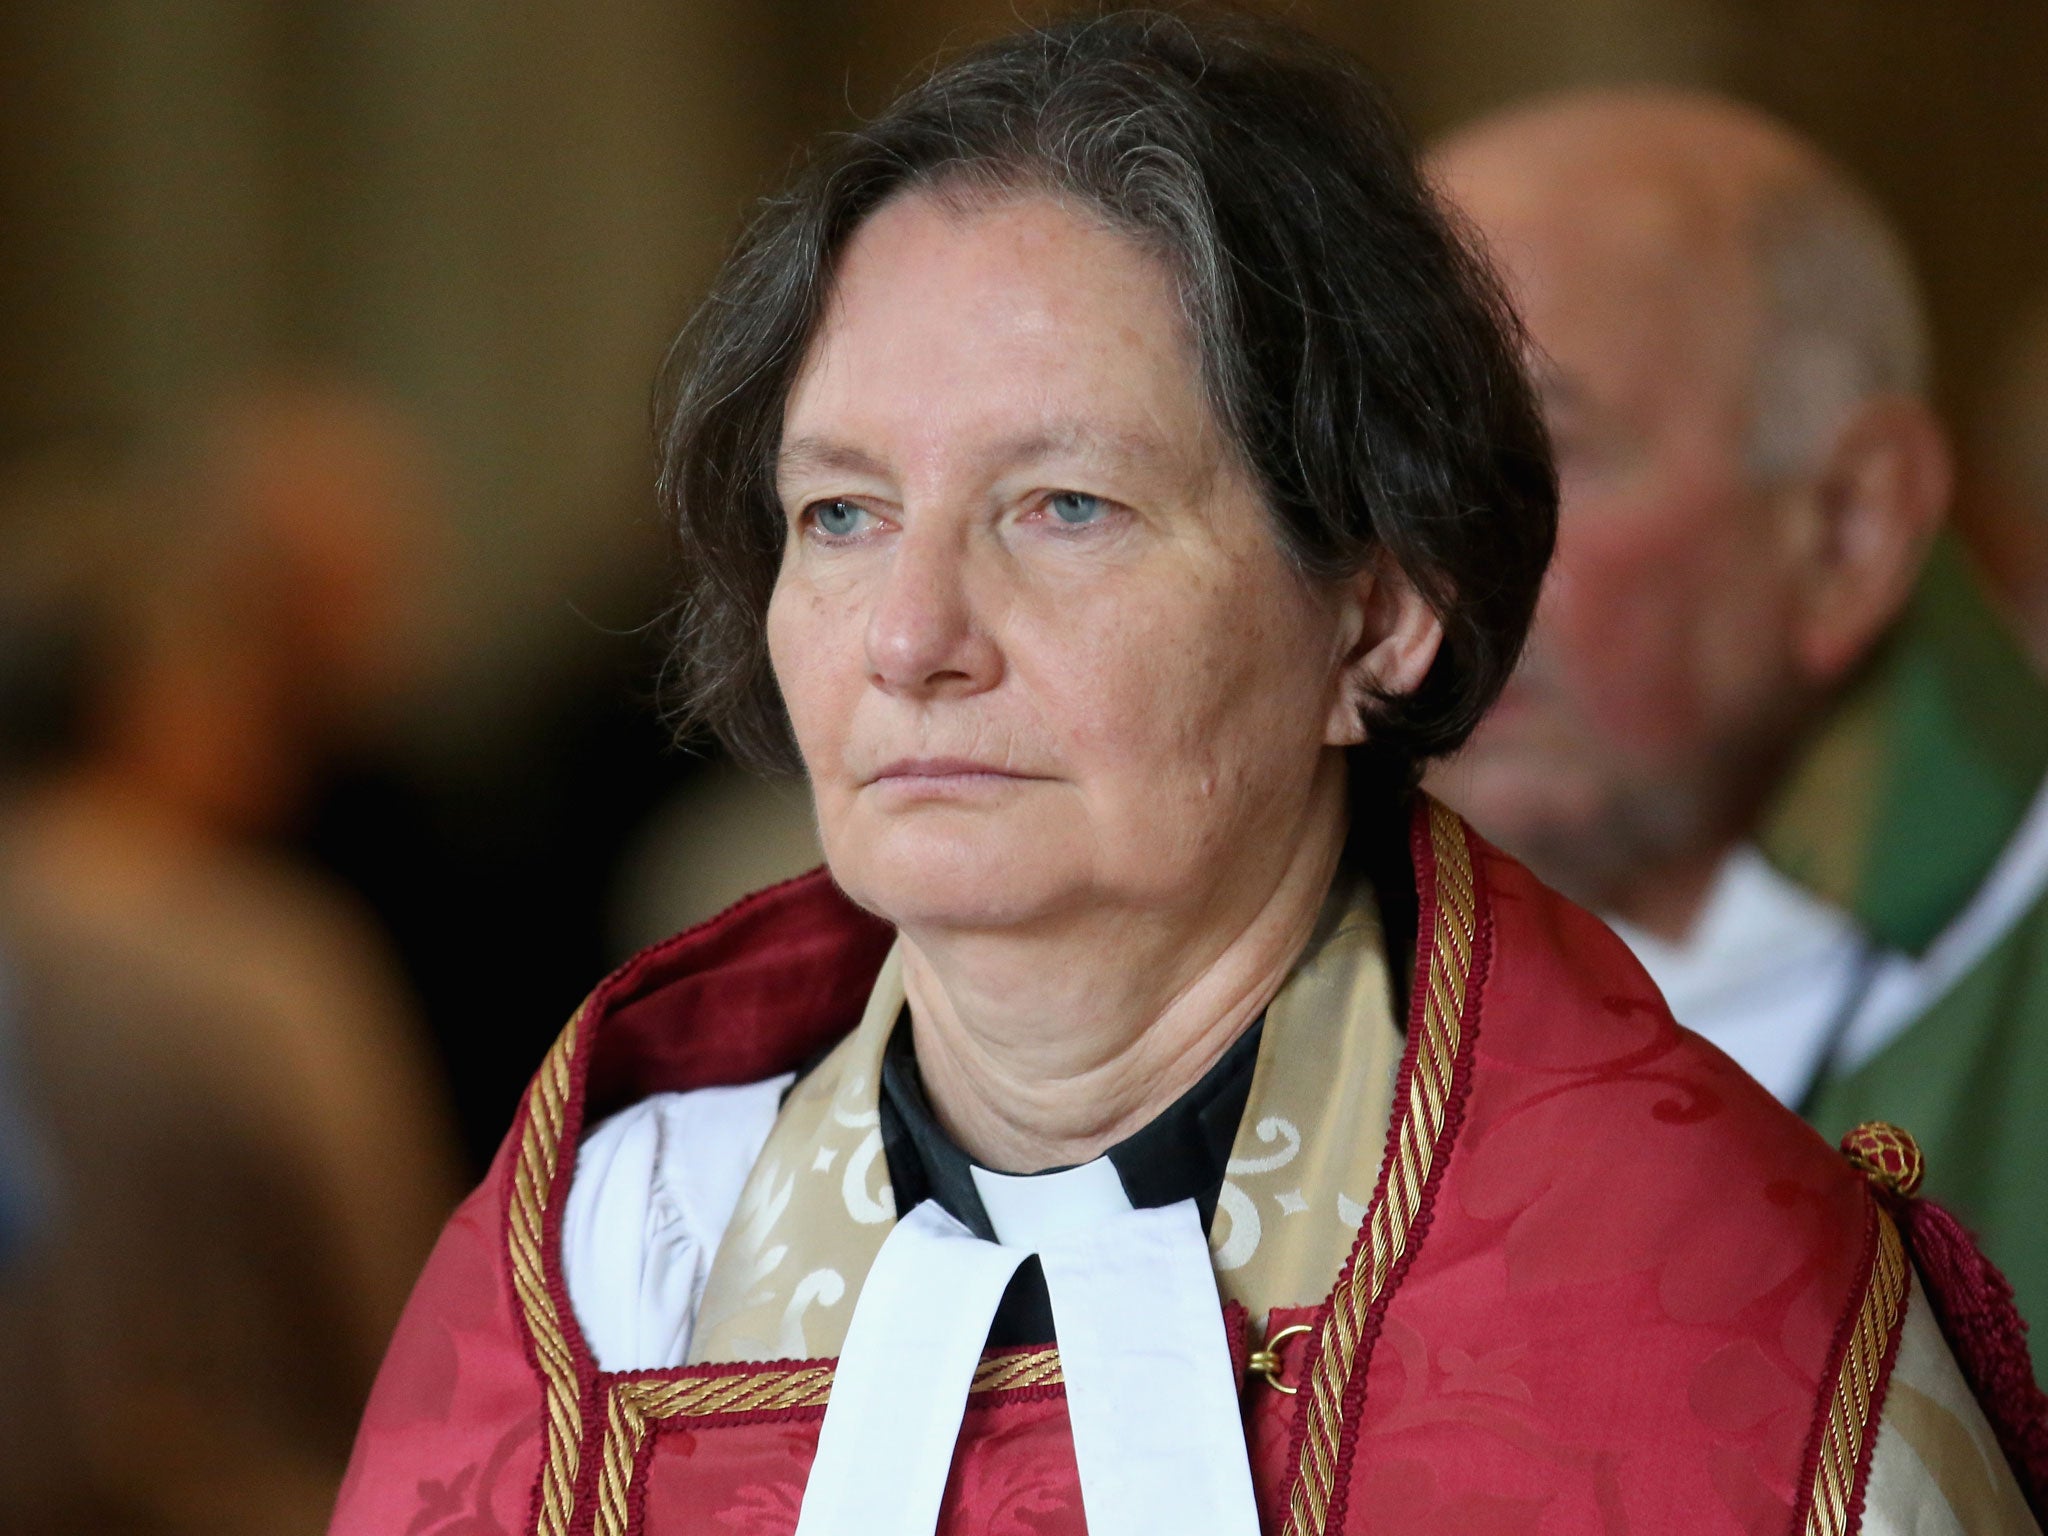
{"left": 1, "top": 2, "right": 2045, "bottom": 1531}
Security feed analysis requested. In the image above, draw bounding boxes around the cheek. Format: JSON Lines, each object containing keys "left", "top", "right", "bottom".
{"left": 1540, "top": 482, "right": 1780, "bottom": 754}
{"left": 766, "top": 577, "right": 853, "bottom": 767}
{"left": 1023, "top": 566, "right": 1331, "bottom": 810}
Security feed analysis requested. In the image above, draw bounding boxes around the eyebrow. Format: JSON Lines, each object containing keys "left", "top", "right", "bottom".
{"left": 775, "top": 420, "right": 1185, "bottom": 483}
{"left": 775, "top": 436, "right": 889, "bottom": 481}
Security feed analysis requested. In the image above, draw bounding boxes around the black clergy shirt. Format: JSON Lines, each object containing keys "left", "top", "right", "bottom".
{"left": 876, "top": 1012, "right": 1264, "bottom": 1348}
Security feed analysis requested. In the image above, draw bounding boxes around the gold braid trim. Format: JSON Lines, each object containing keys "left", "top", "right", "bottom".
{"left": 1804, "top": 1208, "right": 1908, "bottom": 1536}
{"left": 1281, "top": 802, "right": 1478, "bottom": 1536}
{"left": 589, "top": 1349, "right": 1064, "bottom": 1536}
{"left": 510, "top": 1014, "right": 585, "bottom": 1536}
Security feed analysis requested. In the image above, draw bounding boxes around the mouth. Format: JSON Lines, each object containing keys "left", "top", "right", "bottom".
{"left": 865, "top": 757, "right": 1045, "bottom": 788}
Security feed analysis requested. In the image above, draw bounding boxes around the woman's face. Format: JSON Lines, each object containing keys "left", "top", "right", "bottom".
{"left": 768, "top": 190, "right": 1364, "bottom": 937}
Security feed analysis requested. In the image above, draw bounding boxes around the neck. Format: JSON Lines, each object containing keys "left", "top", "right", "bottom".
{"left": 1601, "top": 844, "right": 1729, "bottom": 943}
{"left": 898, "top": 758, "right": 1349, "bottom": 1173}
{"left": 1597, "top": 762, "right": 1797, "bottom": 943}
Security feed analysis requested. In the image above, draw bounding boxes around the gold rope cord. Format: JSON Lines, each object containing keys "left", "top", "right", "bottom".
{"left": 1281, "top": 802, "right": 1478, "bottom": 1536}
{"left": 509, "top": 1013, "right": 585, "bottom": 1536}
{"left": 593, "top": 1382, "right": 648, "bottom": 1536}
{"left": 588, "top": 1350, "right": 1064, "bottom": 1536}
{"left": 1804, "top": 1209, "right": 1908, "bottom": 1536}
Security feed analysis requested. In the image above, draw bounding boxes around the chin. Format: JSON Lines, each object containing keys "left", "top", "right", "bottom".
{"left": 824, "top": 816, "right": 1083, "bottom": 934}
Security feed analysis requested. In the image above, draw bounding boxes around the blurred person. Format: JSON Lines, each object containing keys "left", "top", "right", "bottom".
{"left": 607, "top": 754, "right": 821, "bottom": 954}
{"left": 1966, "top": 295, "right": 2048, "bottom": 670}
{"left": 338, "top": 16, "right": 2039, "bottom": 1535}
{"left": 0, "top": 957, "right": 52, "bottom": 1269}
{"left": 0, "top": 389, "right": 460, "bottom": 1536}
{"left": 0, "top": 452, "right": 74, "bottom": 1279}
{"left": 306, "top": 643, "right": 711, "bottom": 1173}
{"left": 1429, "top": 93, "right": 2048, "bottom": 1327}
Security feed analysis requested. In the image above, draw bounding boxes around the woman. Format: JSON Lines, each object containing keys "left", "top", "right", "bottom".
{"left": 335, "top": 12, "right": 2043, "bottom": 1536}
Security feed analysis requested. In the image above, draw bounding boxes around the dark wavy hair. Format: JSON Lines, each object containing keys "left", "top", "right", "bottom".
{"left": 655, "top": 7, "right": 1555, "bottom": 796}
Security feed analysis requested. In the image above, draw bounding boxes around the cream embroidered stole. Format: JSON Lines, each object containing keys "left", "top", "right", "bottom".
{"left": 687, "top": 871, "right": 1403, "bottom": 1364}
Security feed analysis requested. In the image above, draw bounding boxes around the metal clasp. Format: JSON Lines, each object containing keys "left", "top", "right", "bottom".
{"left": 1248, "top": 1322, "right": 1313, "bottom": 1394}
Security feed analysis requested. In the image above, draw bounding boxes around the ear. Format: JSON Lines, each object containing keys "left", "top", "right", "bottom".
{"left": 1325, "top": 554, "right": 1445, "bottom": 747}
{"left": 1789, "top": 396, "right": 1951, "bottom": 684}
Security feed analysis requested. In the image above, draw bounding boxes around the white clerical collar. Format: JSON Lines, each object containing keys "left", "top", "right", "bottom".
{"left": 795, "top": 1161, "right": 1260, "bottom": 1536}
{"left": 971, "top": 1157, "right": 1132, "bottom": 1247}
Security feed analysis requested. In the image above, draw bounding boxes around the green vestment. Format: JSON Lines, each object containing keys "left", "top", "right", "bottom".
{"left": 1763, "top": 537, "right": 2048, "bottom": 1331}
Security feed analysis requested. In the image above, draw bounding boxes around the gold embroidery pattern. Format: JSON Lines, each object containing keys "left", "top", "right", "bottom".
{"left": 510, "top": 1013, "right": 584, "bottom": 1536}
{"left": 1282, "top": 803, "right": 1478, "bottom": 1536}
{"left": 589, "top": 1350, "right": 1064, "bottom": 1536}
{"left": 1804, "top": 1208, "right": 1908, "bottom": 1536}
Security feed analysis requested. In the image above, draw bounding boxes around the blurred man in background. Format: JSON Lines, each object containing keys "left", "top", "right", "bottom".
{"left": 1966, "top": 294, "right": 2048, "bottom": 672}
{"left": 1429, "top": 90, "right": 2048, "bottom": 1326}
{"left": 0, "top": 383, "right": 460, "bottom": 1535}
{"left": 0, "top": 957, "right": 51, "bottom": 1270}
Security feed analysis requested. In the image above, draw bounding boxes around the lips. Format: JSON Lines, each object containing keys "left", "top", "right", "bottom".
{"left": 868, "top": 757, "right": 1033, "bottom": 783}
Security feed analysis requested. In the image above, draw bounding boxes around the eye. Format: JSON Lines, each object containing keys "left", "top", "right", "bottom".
{"left": 806, "top": 498, "right": 874, "bottom": 539}
{"left": 1045, "top": 491, "right": 1110, "bottom": 526}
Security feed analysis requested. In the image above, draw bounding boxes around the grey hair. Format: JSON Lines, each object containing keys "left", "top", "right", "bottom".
{"left": 655, "top": 8, "right": 1558, "bottom": 794}
{"left": 1746, "top": 173, "right": 1931, "bottom": 480}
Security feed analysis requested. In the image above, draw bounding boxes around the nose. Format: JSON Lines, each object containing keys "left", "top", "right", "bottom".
{"left": 864, "top": 519, "right": 1003, "bottom": 699}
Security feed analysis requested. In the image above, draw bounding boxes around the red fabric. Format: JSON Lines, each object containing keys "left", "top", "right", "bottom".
{"left": 331, "top": 869, "right": 890, "bottom": 1536}
{"left": 578, "top": 867, "right": 894, "bottom": 1126}
{"left": 332, "top": 817, "right": 1893, "bottom": 1536}
{"left": 1327, "top": 839, "right": 1877, "bottom": 1535}
{"left": 331, "top": 1143, "right": 546, "bottom": 1536}
{"left": 630, "top": 1396, "right": 1088, "bottom": 1536}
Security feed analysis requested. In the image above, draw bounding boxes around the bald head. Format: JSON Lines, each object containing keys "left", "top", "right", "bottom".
{"left": 1436, "top": 89, "right": 1928, "bottom": 478}
{"left": 1426, "top": 90, "right": 1949, "bottom": 936}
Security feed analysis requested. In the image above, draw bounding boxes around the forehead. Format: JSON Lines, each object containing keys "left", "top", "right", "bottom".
{"left": 1440, "top": 147, "right": 1761, "bottom": 416}
{"left": 782, "top": 190, "right": 1222, "bottom": 474}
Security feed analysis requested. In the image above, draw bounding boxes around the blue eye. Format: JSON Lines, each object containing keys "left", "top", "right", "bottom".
{"left": 810, "top": 499, "right": 868, "bottom": 537}
{"left": 1047, "top": 491, "right": 1108, "bottom": 526}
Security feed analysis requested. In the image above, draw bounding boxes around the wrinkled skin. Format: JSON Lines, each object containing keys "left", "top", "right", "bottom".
{"left": 767, "top": 189, "right": 1439, "bottom": 1166}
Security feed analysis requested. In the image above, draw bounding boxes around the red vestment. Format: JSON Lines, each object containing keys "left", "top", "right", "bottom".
{"left": 332, "top": 804, "right": 1914, "bottom": 1536}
